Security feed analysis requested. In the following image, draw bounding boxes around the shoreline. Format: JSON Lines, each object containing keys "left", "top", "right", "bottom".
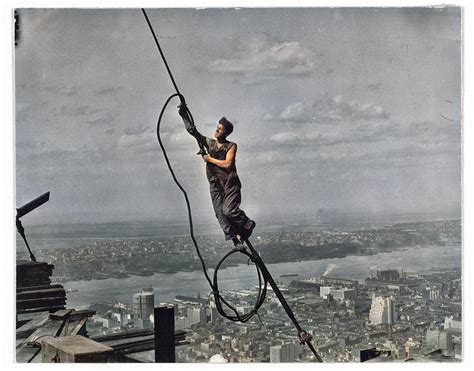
{"left": 52, "top": 243, "right": 460, "bottom": 284}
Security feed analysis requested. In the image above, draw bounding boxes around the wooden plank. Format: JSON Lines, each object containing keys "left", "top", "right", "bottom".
{"left": 28, "top": 351, "right": 43, "bottom": 363}
{"left": 100, "top": 334, "right": 154, "bottom": 349}
{"left": 17, "top": 276, "right": 52, "bottom": 282}
{"left": 90, "top": 329, "right": 153, "bottom": 342}
{"left": 17, "top": 305, "right": 66, "bottom": 315}
{"left": 16, "top": 262, "right": 53, "bottom": 271}
{"left": 17, "top": 288, "right": 66, "bottom": 300}
{"left": 90, "top": 329, "right": 186, "bottom": 342}
{"left": 17, "top": 260, "right": 51, "bottom": 266}
{"left": 67, "top": 310, "right": 96, "bottom": 321}
{"left": 17, "top": 268, "right": 53, "bottom": 274}
{"left": 68, "top": 317, "right": 88, "bottom": 336}
{"left": 16, "top": 312, "right": 50, "bottom": 339}
{"left": 17, "top": 280, "right": 52, "bottom": 288}
{"left": 40, "top": 336, "right": 113, "bottom": 363}
{"left": 17, "top": 273, "right": 53, "bottom": 280}
{"left": 26, "top": 319, "right": 64, "bottom": 343}
{"left": 16, "top": 319, "right": 31, "bottom": 328}
{"left": 17, "top": 274, "right": 53, "bottom": 280}
{"left": 17, "top": 277, "right": 53, "bottom": 283}
{"left": 49, "top": 309, "right": 96, "bottom": 321}
{"left": 17, "top": 310, "right": 51, "bottom": 323}
{"left": 17, "top": 284, "right": 64, "bottom": 293}
{"left": 16, "top": 317, "right": 64, "bottom": 363}
{"left": 16, "top": 345, "right": 41, "bottom": 363}
{"left": 17, "top": 297, "right": 67, "bottom": 310}
{"left": 17, "top": 274, "right": 53, "bottom": 281}
{"left": 99, "top": 338, "right": 188, "bottom": 355}
{"left": 48, "top": 309, "right": 72, "bottom": 320}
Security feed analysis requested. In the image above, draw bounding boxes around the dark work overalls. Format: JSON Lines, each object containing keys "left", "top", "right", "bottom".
{"left": 205, "top": 139, "right": 251, "bottom": 240}
{"left": 180, "top": 114, "right": 251, "bottom": 240}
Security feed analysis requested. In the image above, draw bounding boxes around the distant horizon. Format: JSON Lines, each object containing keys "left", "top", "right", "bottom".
{"left": 19, "top": 208, "right": 461, "bottom": 228}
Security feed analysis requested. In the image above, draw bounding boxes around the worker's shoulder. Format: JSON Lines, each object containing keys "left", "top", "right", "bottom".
{"left": 210, "top": 139, "right": 236, "bottom": 147}
{"left": 226, "top": 141, "right": 237, "bottom": 148}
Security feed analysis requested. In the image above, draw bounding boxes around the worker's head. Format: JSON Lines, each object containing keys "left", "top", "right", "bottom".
{"left": 215, "top": 117, "right": 234, "bottom": 139}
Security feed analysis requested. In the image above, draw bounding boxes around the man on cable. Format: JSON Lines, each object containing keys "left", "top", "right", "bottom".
{"left": 178, "top": 105, "right": 256, "bottom": 247}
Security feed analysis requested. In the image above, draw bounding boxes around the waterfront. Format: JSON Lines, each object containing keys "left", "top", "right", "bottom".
{"left": 63, "top": 243, "right": 461, "bottom": 309}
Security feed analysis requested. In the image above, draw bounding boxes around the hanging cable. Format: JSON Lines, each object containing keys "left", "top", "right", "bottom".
{"left": 142, "top": 8, "right": 322, "bottom": 361}
{"left": 142, "top": 9, "right": 182, "bottom": 96}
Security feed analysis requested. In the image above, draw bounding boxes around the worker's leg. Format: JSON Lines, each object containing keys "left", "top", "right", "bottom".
{"left": 222, "top": 176, "right": 255, "bottom": 238}
{"left": 209, "top": 181, "right": 238, "bottom": 240}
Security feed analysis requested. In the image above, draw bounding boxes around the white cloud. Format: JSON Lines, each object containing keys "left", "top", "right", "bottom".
{"left": 208, "top": 36, "right": 317, "bottom": 80}
{"left": 279, "top": 102, "right": 314, "bottom": 123}
{"left": 269, "top": 132, "right": 299, "bottom": 145}
{"left": 169, "top": 132, "right": 192, "bottom": 146}
{"left": 320, "top": 95, "right": 388, "bottom": 121}
{"left": 262, "top": 113, "right": 274, "bottom": 121}
{"left": 275, "top": 96, "right": 389, "bottom": 124}
{"left": 118, "top": 131, "right": 153, "bottom": 149}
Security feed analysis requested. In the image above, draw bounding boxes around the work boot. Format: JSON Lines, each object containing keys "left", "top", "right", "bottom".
{"left": 232, "top": 237, "right": 246, "bottom": 252}
{"left": 232, "top": 237, "right": 243, "bottom": 247}
{"left": 239, "top": 219, "right": 256, "bottom": 240}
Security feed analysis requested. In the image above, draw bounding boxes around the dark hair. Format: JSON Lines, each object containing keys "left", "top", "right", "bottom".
{"left": 219, "top": 117, "right": 234, "bottom": 136}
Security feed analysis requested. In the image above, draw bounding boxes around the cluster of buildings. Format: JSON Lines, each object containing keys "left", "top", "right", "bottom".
{"left": 16, "top": 216, "right": 461, "bottom": 363}
{"left": 84, "top": 265, "right": 461, "bottom": 363}
{"left": 424, "top": 316, "right": 462, "bottom": 358}
{"left": 90, "top": 288, "right": 156, "bottom": 332}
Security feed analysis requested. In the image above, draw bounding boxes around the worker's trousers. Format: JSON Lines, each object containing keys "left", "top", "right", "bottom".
{"left": 209, "top": 175, "right": 250, "bottom": 240}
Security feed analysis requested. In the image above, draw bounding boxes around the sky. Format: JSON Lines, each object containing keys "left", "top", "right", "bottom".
{"left": 14, "top": 7, "right": 462, "bottom": 225}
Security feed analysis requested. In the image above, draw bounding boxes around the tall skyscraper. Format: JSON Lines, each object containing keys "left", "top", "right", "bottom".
{"left": 320, "top": 286, "right": 357, "bottom": 301}
{"left": 186, "top": 306, "right": 206, "bottom": 327}
{"left": 444, "top": 316, "right": 462, "bottom": 333}
{"left": 132, "top": 288, "right": 155, "bottom": 328}
{"left": 426, "top": 328, "right": 453, "bottom": 355}
{"left": 269, "top": 342, "right": 302, "bottom": 362}
{"left": 369, "top": 294, "right": 396, "bottom": 325}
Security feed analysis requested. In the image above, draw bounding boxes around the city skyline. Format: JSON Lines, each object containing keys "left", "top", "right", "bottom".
{"left": 14, "top": 7, "right": 461, "bottom": 225}
{"left": 8, "top": 4, "right": 468, "bottom": 365}
{"left": 57, "top": 264, "right": 465, "bottom": 362}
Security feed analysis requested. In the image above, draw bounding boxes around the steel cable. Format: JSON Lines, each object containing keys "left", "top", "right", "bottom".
{"left": 143, "top": 8, "right": 322, "bottom": 361}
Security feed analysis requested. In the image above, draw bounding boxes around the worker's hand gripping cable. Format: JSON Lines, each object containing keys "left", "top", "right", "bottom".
{"left": 177, "top": 95, "right": 207, "bottom": 157}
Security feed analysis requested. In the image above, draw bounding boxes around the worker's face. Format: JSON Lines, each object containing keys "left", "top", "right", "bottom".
{"left": 214, "top": 123, "right": 227, "bottom": 139}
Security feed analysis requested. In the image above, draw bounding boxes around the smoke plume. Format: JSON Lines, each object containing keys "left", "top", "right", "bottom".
{"left": 323, "top": 263, "right": 336, "bottom": 277}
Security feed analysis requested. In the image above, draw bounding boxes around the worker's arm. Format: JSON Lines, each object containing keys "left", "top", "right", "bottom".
{"left": 204, "top": 144, "right": 236, "bottom": 169}
{"left": 178, "top": 105, "right": 209, "bottom": 148}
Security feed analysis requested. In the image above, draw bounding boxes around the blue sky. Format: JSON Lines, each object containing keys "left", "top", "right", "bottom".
{"left": 14, "top": 7, "right": 461, "bottom": 224}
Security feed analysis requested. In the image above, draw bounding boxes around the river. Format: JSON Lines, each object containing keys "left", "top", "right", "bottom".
{"left": 63, "top": 244, "right": 461, "bottom": 309}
